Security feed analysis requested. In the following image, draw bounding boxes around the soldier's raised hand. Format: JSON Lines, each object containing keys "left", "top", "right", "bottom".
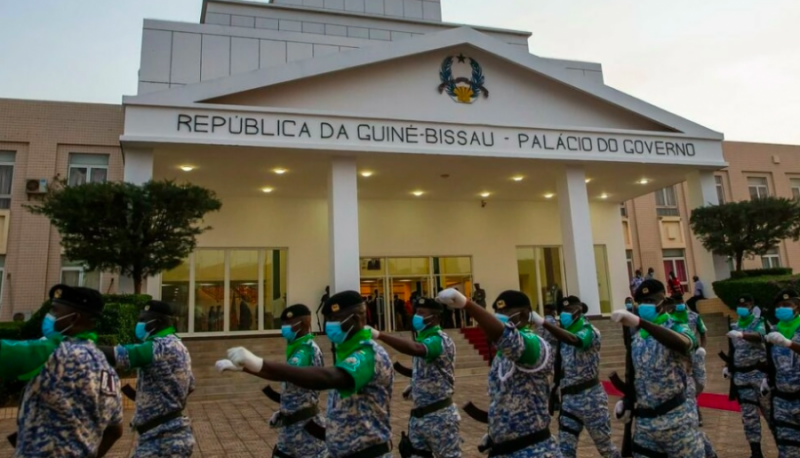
{"left": 215, "top": 359, "right": 242, "bottom": 373}
{"left": 366, "top": 326, "right": 380, "bottom": 340}
{"left": 766, "top": 332, "right": 793, "bottom": 348}
{"left": 760, "top": 378, "right": 771, "bottom": 396}
{"left": 696, "top": 347, "right": 706, "bottom": 358}
{"left": 727, "top": 330, "right": 744, "bottom": 340}
{"left": 402, "top": 385, "right": 412, "bottom": 400}
{"left": 722, "top": 367, "right": 730, "bottom": 379}
{"left": 611, "top": 310, "right": 640, "bottom": 328}
{"left": 529, "top": 311, "right": 545, "bottom": 326}
{"left": 614, "top": 400, "right": 632, "bottom": 423}
{"left": 436, "top": 288, "right": 467, "bottom": 309}
{"left": 227, "top": 346, "right": 264, "bottom": 372}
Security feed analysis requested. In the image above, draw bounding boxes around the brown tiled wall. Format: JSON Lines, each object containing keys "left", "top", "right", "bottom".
{"left": 0, "top": 99, "right": 124, "bottom": 320}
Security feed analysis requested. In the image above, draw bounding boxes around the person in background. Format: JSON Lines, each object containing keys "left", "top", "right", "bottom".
{"left": 630, "top": 270, "right": 645, "bottom": 297}
{"left": 645, "top": 268, "right": 655, "bottom": 280}
{"left": 668, "top": 271, "right": 684, "bottom": 299}
{"left": 687, "top": 276, "right": 706, "bottom": 313}
{"left": 394, "top": 294, "right": 407, "bottom": 331}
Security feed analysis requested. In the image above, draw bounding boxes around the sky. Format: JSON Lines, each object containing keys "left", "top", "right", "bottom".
{"left": 0, "top": 0, "right": 798, "bottom": 145}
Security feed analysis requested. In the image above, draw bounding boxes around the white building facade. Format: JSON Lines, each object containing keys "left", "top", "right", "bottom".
{"left": 121, "top": 0, "right": 726, "bottom": 336}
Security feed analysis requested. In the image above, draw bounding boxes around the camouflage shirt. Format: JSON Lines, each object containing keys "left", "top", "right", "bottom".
{"left": 114, "top": 328, "right": 194, "bottom": 427}
{"left": 730, "top": 316, "right": 767, "bottom": 385}
{"left": 281, "top": 334, "right": 324, "bottom": 414}
{"left": 326, "top": 329, "right": 394, "bottom": 458}
{"left": 411, "top": 326, "right": 456, "bottom": 408}
{"left": 560, "top": 318, "right": 601, "bottom": 387}
{"left": 673, "top": 310, "right": 707, "bottom": 339}
{"left": 537, "top": 315, "right": 559, "bottom": 350}
{"left": 3, "top": 335, "right": 123, "bottom": 457}
{"left": 488, "top": 324, "right": 553, "bottom": 443}
{"left": 772, "top": 326, "right": 800, "bottom": 393}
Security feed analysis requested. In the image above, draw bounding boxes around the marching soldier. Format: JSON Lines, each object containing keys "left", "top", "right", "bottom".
{"left": 371, "top": 297, "right": 461, "bottom": 458}
{"left": 724, "top": 294, "right": 771, "bottom": 458}
{"left": 0, "top": 285, "right": 123, "bottom": 457}
{"left": 611, "top": 279, "right": 705, "bottom": 458}
{"left": 221, "top": 291, "right": 393, "bottom": 458}
{"left": 216, "top": 304, "right": 326, "bottom": 458}
{"left": 764, "top": 289, "right": 800, "bottom": 457}
{"left": 532, "top": 296, "right": 620, "bottom": 458}
{"left": 437, "top": 288, "right": 561, "bottom": 457}
{"left": 100, "top": 300, "right": 195, "bottom": 457}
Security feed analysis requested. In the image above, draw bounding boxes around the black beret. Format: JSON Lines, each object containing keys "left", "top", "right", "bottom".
{"left": 49, "top": 284, "right": 104, "bottom": 316}
{"left": 634, "top": 279, "right": 665, "bottom": 303}
{"left": 774, "top": 289, "right": 800, "bottom": 306}
{"left": 414, "top": 297, "right": 443, "bottom": 312}
{"left": 737, "top": 294, "right": 754, "bottom": 305}
{"left": 322, "top": 291, "right": 364, "bottom": 316}
{"left": 281, "top": 304, "right": 311, "bottom": 320}
{"left": 143, "top": 300, "right": 174, "bottom": 316}
{"left": 561, "top": 295, "right": 581, "bottom": 308}
{"left": 492, "top": 290, "right": 531, "bottom": 311}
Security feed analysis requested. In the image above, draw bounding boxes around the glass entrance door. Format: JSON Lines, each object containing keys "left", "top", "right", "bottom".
{"left": 360, "top": 278, "right": 389, "bottom": 331}
{"left": 517, "top": 246, "right": 567, "bottom": 315}
{"left": 389, "top": 277, "right": 432, "bottom": 331}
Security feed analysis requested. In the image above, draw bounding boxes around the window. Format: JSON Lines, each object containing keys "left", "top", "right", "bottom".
{"left": 0, "top": 255, "right": 5, "bottom": 307}
{"left": 60, "top": 258, "right": 101, "bottom": 290}
{"left": 748, "top": 177, "right": 770, "bottom": 200}
{"left": 762, "top": 247, "right": 781, "bottom": 269}
{"left": 791, "top": 178, "right": 800, "bottom": 200}
{"left": 0, "top": 152, "right": 15, "bottom": 209}
{"left": 715, "top": 175, "right": 726, "bottom": 204}
{"left": 655, "top": 186, "right": 677, "bottom": 207}
{"left": 68, "top": 153, "right": 109, "bottom": 185}
{"left": 626, "top": 250, "right": 634, "bottom": 281}
{"left": 663, "top": 249, "right": 688, "bottom": 289}
{"left": 620, "top": 202, "right": 628, "bottom": 217}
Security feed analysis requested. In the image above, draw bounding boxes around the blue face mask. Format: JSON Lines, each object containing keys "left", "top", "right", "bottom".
{"left": 495, "top": 312, "right": 519, "bottom": 326}
{"left": 638, "top": 304, "right": 658, "bottom": 322}
{"left": 625, "top": 302, "right": 633, "bottom": 311}
{"left": 412, "top": 314, "right": 430, "bottom": 332}
{"left": 325, "top": 314, "right": 354, "bottom": 345}
{"left": 776, "top": 307, "right": 796, "bottom": 323}
{"left": 281, "top": 322, "right": 300, "bottom": 342}
{"left": 675, "top": 304, "right": 686, "bottom": 312}
{"left": 41, "top": 312, "right": 76, "bottom": 339}
{"left": 560, "top": 312, "right": 577, "bottom": 329}
{"left": 736, "top": 307, "right": 751, "bottom": 318}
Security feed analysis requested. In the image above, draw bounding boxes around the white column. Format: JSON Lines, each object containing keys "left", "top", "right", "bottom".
{"left": 119, "top": 147, "right": 154, "bottom": 294}
{"left": 685, "top": 170, "right": 720, "bottom": 295}
{"left": 557, "top": 166, "right": 601, "bottom": 315}
{"left": 328, "top": 157, "right": 360, "bottom": 293}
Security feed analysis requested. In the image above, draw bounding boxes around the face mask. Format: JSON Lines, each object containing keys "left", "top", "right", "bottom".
{"left": 281, "top": 322, "right": 301, "bottom": 342}
{"left": 736, "top": 307, "right": 751, "bottom": 318}
{"left": 41, "top": 312, "right": 76, "bottom": 339}
{"left": 625, "top": 302, "right": 633, "bottom": 311}
{"left": 638, "top": 304, "right": 658, "bottom": 322}
{"left": 496, "top": 312, "right": 520, "bottom": 326}
{"left": 560, "top": 312, "right": 577, "bottom": 329}
{"left": 135, "top": 319, "right": 157, "bottom": 341}
{"left": 775, "top": 307, "right": 796, "bottom": 323}
{"left": 675, "top": 304, "right": 686, "bottom": 312}
{"left": 325, "top": 314, "right": 354, "bottom": 345}
{"left": 412, "top": 314, "right": 431, "bottom": 332}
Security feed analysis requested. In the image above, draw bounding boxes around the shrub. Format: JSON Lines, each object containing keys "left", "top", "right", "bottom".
{"left": 729, "top": 268, "right": 793, "bottom": 280}
{"left": 712, "top": 275, "right": 800, "bottom": 318}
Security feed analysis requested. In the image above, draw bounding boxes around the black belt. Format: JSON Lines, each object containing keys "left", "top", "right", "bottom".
{"left": 734, "top": 363, "right": 765, "bottom": 373}
{"left": 282, "top": 405, "right": 320, "bottom": 427}
{"left": 632, "top": 442, "right": 668, "bottom": 458}
{"left": 774, "top": 420, "right": 800, "bottom": 447}
{"left": 561, "top": 377, "right": 599, "bottom": 396}
{"left": 559, "top": 410, "right": 583, "bottom": 437}
{"left": 634, "top": 393, "right": 686, "bottom": 419}
{"left": 272, "top": 447, "right": 295, "bottom": 458}
{"left": 410, "top": 397, "right": 453, "bottom": 418}
{"left": 135, "top": 411, "right": 183, "bottom": 435}
{"left": 775, "top": 390, "right": 800, "bottom": 401}
{"left": 488, "top": 428, "right": 551, "bottom": 457}
{"left": 341, "top": 442, "right": 391, "bottom": 458}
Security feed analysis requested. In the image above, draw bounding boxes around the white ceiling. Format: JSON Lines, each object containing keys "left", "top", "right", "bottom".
{"left": 152, "top": 144, "right": 710, "bottom": 203}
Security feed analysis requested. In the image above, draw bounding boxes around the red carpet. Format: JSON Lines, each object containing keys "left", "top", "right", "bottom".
{"left": 602, "top": 381, "right": 741, "bottom": 412}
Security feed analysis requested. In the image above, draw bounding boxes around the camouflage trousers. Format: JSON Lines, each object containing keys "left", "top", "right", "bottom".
{"left": 493, "top": 436, "right": 562, "bottom": 458}
{"left": 774, "top": 396, "right": 800, "bottom": 458}
{"left": 685, "top": 382, "right": 717, "bottom": 458}
{"left": 408, "top": 404, "right": 462, "bottom": 457}
{"left": 558, "top": 384, "right": 620, "bottom": 458}
{"left": 634, "top": 403, "right": 704, "bottom": 458}
{"left": 735, "top": 380, "right": 772, "bottom": 444}
{"left": 134, "top": 417, "right": 195, "bottom": 458}
{"left": 276, "top": 415, "right": 327, "bottom": 458}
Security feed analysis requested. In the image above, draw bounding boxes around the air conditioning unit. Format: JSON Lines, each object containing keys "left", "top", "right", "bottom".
{"left": 26, "top": 179, "right": 48, "bottom": 194}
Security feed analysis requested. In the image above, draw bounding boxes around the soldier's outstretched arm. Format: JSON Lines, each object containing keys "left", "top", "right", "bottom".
{"left": 0, "top": 338, "right": 61, "bottom": 381}
{"left": 96, "top": 423, "right": 123, "bottom": 458}
{"left": 534, "top": 313, "right": 582, "bottom": 348}
{"left": 224, "top": 347, "right": 358, "bottom": 391}
{"left": 375, "top": 331, "right": 427, "bottom": 357}
{"left": 437, "top": 289, "right": 505, "bottom": 342}
{"left": 638, "top": 320, "right": 693, "bottom": 353}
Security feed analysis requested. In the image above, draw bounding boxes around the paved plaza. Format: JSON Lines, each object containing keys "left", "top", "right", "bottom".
{"left": 0, "top": 375, "right": 776, "bottom": 458}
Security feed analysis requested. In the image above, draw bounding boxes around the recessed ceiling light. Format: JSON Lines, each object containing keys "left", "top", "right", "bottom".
{"left": 480, "top": 192, "right": 491, "bottom": 198}
{"left": 638, "top": 178, "right": 649, "bottom": 185}
{"left": 273, "top": 168, "right": 287, "bottom": 175}
{"left": 179, "top": 165, "right": 194, "bottom": 172}
{"left": 360, "top": 171, "right": 373, "bottom": 178}
{"left": 261, "top": 187, "right": 274, "bottom": 193}
{"left": 412, "top": 191, "right": 424, "bottom": 197}
{"left": 544, "top": 193, "right": 555, "bottom": 199}
{"left": 600, "top": 193, "right": 609, "bottom": 199}
{"left": 512, "top": 176, "right": 524, "bottom": 182}
{"left": 585, "top": 178, "right": 592, "bottom": 183}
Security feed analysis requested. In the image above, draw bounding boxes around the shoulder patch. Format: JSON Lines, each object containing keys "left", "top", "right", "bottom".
{"left": 289, "top": 356, "right": 301, "bottom": 365}
{"left": 99, "top": 370, "right": 117, "bottom": 396}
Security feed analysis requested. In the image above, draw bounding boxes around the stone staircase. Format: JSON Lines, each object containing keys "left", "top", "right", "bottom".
{"left": 185, "top": 330, "right": 489, "bottom": 403}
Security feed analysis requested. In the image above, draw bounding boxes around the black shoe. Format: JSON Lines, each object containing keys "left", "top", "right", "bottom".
{"left": 749, "top": 442, "right": 764, "bottom": 458}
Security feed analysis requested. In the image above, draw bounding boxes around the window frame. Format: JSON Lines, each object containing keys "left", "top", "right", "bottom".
{"left": 60, "top": 265, "right": 102, "bottom": 289}
{"left": 790, "top": 178, "right": 800, "bottom": 200}
{"left": 68, "top": 153, "right": 109, "bottom": 186}
{"left": 654, "top": 186, "right": 678, "bottom": 208}
{"left": 0, "top": 152, "right": 16, "bottom": 209}
{"left": 663, "top": 249, "right": 689, "bottom": 288}
{"left": 761, "top": 248, "right": 782, "bottom": 269}
{"left": 714, "top": 175, "right": 726, "bottom": 204}
{"left": 747, "top": 176, "right": 770, "bottom": 200}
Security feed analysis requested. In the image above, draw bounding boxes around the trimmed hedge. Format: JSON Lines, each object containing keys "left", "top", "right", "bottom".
{"left": 712, "top": 274, "right": 800, "bottom": 318}
{"left": 729, "top": 268, "right": 793, "bottom": 280}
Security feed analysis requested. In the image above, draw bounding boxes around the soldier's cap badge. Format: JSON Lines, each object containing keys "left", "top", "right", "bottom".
{"left": 563, "top": 300, "right": 569, "bottom": 306}
{"left": 642, "top": 287, "right": 649, "bottom": 294}
{"left": 286, "top": 312, "right": 293, "bottom": 319}
{"left": 331, "top": 304, "right": 340, "bottom": 312}
{"left": 739, "top": 298, "right": 745, "bottom": 303}
{"left": 144, "top": 305, "right": 150, "bottom": 311}
{"left": 54, "top": 289, "right": 62, "bottom": 299}
{"left": 496, "top": 300, "right": 506, "bottom": 309}
{"left": 784, "top": 294, "right": 790, "bottom": 300}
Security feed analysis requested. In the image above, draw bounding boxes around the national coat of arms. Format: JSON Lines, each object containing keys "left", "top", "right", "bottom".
{"left": 438, "top": 53, "right": 489, "bottom": 104}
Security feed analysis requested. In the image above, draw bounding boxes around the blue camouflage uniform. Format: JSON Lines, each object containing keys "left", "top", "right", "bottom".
{"left": 275, "top": 334, "right": 327, "bottom": 458}
{"left": 327, "top": 328, "right": 394, "bottom": 458}
{"left": 730, "top": 316, "right": 771, "bottom": 445}
{"left": 537, "top": 315, "right": 559, "bottom": 350}
{"left": 771, "top": 325, "right": 800, "bottom": 457}
{"left": 408, "top": 325, "right": 461, "bottom": 457}
{"left": 0, "top": 333, "right": 123, "bottom": 457}
{"left": 631, "top": 315, "right": 704, "bottom": 458}
{"left": 557, "top": 319, "right": 620, "bottom": 458}
{"left": 113, "top": 327, "right": 195, "bottom": 457}
{"left": 488, "top": 323, "right": 561, "bottom": 457}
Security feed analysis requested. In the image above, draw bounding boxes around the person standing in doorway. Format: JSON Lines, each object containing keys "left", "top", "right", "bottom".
{"left": 687, "top": 276, "right": 706, "bottom": 313}
{"left": 645, "top": 267, "right": 655, "bottom": 280}
{"left": 631, "top": 270, "right": 645, "bottom": 297}
{"left": 668, "top": 271, "right": 684, "bottom": 300}
{"left": 394, "top": 294, "right": 407, "bottom": 331}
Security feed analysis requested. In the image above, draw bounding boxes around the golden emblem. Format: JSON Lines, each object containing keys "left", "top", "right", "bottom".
{"left": 642, "top": 287, "right": 649, "bottom": 294}
{"left": 563, "top": 300, "right": 569, "bottom": 307}
{"left": 496, "top": 300, "right": 506, "bottom": 309}
{"left": 144, "top": 305, "right": 150, "bottom": 311}
{"left": 53, "top": 289, "right": 62, "bottom": 299}
{"left": 287, "top": 312, "right": 293, "bottom": 319}
{"left": 740, "top": 298, "right": 745, "bottom": 303}
{"left": 784, "top": 294, "right": 790, "bottom": 300}
{"left": 331, "top": 304, "right": 340, "bottom": 312}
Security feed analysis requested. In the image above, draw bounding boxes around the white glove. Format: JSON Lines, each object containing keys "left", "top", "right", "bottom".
{"left": 614, "top": 400, "right": 632, "bottom": 423}
{"left": 611, "top": 310, "right": 640, "bottom": 328}
{"left": 268, "top": 411, "right": 281, "bottom": 429}
{"left": 227, "top": 346, "right": 264, "bottom": 372}
{"left": 696, "top": 347, "right": 706, "bottom": 358}
{"left": 479, "top": 434, "right": 491, "bottom": 455}
{"left": 767, "top": 332, "right": 793, "bottom": 348}
{"left": 436, "top": 288, "right": 467, "bottom": 309}
{"left": 760, "top": 378, "right": 771, "bottom": 396}
{"left": 402, "top": 385, "right": 412, "bottom": 400}
{"left": 727, "top": 330, "right": 744, "bottom": 339}
{"left": 722, "top": 367, "right": 730, "bottom": 379}
{"left": 366, "top": 326, "right": 380, "bottom": 340}
{"left": 529, "top": 312, "right": 545, "bottom": 326}
{"left": 215, "top": 359, "right": 243, "bottom": 373}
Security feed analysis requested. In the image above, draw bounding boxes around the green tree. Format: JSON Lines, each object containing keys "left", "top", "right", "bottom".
{"left": 689, "top": 197, "right": 800, "bottom": 272}
{"left": 27, "top": 180, "right": 222, "bottom": 293}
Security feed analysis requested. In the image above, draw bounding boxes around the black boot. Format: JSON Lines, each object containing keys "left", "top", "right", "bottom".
{"left": 749, "top": 442, "right": 764, "bottom": 458}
